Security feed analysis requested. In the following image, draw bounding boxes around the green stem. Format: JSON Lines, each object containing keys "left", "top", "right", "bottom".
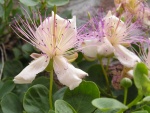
{"left": 106, "top": 58, "right": 110, "bottom": 71}
{"left": 123, "top": 88, "right": 128, "bottom": 105}
{"left": 99, "top": 58, "right": 110, "bottom": 92}
{"left": 49, "top": 70, "right": 53, "bottom": 110}
{"left": 127, "top": 91, "right": 143, "bottom": 108}
{"left": 117, "top": 91, "right": 143, "bottom": 113}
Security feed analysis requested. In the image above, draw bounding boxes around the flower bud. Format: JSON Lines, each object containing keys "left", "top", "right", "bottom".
{"left": 120, "top": 77, "right": 132, "bottom": 88}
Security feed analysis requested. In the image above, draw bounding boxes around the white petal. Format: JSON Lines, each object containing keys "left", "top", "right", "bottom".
{"left": 97, "top": 37, "right": 114, "bottom": 57}
{"left": 13, "top": 55, "right": 50, "bottom": 84}
{"left": 35, "top": 12, "right": 77, "bottom": 55}
{"left": 127, "top": 69, "right": 134, "bottom": 77}
{"left": 114, "top": 45, "right": 141, "bottom": 68}
{"left": 81, "top": 39, "right": 100, "bottom": 58}
{"left": 53, "top": 56, "right": 88, "bottom": 90}
{"left": 56, "top": 16, "right": 77, "bottom": 54}
{"left": 64, "top": 52, "right": 78, "bottom": 62}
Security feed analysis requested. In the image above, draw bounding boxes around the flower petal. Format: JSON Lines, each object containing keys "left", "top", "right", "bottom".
{"left": 127, "top": 69, "right": 134, "bottom": 77}
{"left": 36, "top": 11, "right": 77, "bottom": 56}
{"left": 53, "top": 56, "right": 88, "bottom": 90}
{"left": 81, "top": 39, "right": 100, "bottom": 58}
{"left": 97, "top": 37, "right": 114, "bottom": 57}
{"left": 114, "top": 45, "right": 141, "bottom": 68}
{"left": 64, "top": 52, "right": 78, "bottom": 62}
{"left": 13, "top": 55, "right": 50, "bottom": 84}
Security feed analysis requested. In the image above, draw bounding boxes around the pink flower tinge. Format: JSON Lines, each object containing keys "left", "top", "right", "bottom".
{"left": 114, "top": 0, "right": 150, "bottom": 26}
{"left": 78, "top": 11, "right": 142, "bottom": 68}
{"left": 11, "top": 11, "right": 88, "bottom": 90}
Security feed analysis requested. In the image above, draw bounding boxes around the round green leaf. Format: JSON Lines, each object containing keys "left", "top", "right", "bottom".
{"left": 3, "top": 60, "right": 23, "bottom": 78}
{"left": 0, "top": 80, "right": 15, "bottom": 99}
{"left": 47, "top": 0, "right": 69, "bottom": 6}
{"left": 1, "top": 93, "right": 23, "bottom": 113}
{"left": 138, "top": 96, "right": 150, "bottom": 105}
{"left": 63, "top": 81, "right": 100, "bottom": 113}
{"left": 13, "top": 48, "right": 22, "bottom": 59}
{"left": 55, "top": 100, "right": 76, "bottom": 113}
{"left": 87, "top": 64, "right": 106, "bottom": 89}
{"left": 22, "top": 43, "right": 34, "bottom": 54}
{"left": 23, "top": 84, "right": 50, "bottom": 113}
{"left": 142, "top": 96, "right": 150, "bottom": 103}
{"left": 132, "top": 110, "right": 148, "bottom": 113}
{"left": 53, "top": 87, "right": 67, "bottom": 102}
{"left": 133, "top": 63, "right": 150, "bottom": 96}
{"left": 92, "top": 98, "right": 128, "bottom": 111}
{"left": 77, "top": 60, "right": 97, "bottom": 71}
{"left": 143, "top": 105, "right": 150, "bottom": 112}
{"left": 94, "top": 109, "right": 119, "bottom": 113}
{"left": 20, "top": 0, "right": 40, "bottom": 6}
{"left": 30, "top": 77, "right": 50, "bottom": 88}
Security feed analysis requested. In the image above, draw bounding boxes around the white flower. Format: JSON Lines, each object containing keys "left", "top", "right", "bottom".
{"left": 81, "top": 38, "right": 100, "bottom": 59}
{"left": 79, "top": 11, "right": 141, "bottom": 67}
{"left": 102, "top": 11, "right": 141, "bottom": 67}
{"left": 11, "top": 11, "right": 88, "bottom": 90}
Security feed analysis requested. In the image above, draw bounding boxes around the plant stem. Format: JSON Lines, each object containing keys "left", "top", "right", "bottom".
{"left": 49, "top": 70, "right": 53, "bottom": 110}
{"left": 123, "top": 88, "right": 128, "bottom": 105}
{"left": 117, "top": 91, "right": 143, "bottom": 113}
{"left": 99, "top": 58, "right": 110, "bottom": 92}
{"left": 106, "top": 58, "right": 110, "bottom": 71}
{"left": 127, "top": 91, "right": 143, "bottom": 108}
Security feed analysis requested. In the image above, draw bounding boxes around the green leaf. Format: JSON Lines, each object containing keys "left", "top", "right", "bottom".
{"left": 143, "top": 96, "right": 150, "bottom": 102}
{"left": 23, "top": 84, "right": 50, "bottom": 113}
{"left": 31, "top": 76, "right": 58, "bottom": 94}
{"left": 13, "top": 48, "right": 22, "bottom": 59}
{"left": 139, "top": 96, "right": 150, "bottom": 104}
{"left": 30, "top": 77, "right": 50, "bottom": 88}
{"left": 133, "top": 63, "right": 150, "bottom": 96}
{"left": 0, "top": 80, "right": 15, "bottom": 99}
{"left": 20, "top": 0, "right": 40, "bottom": 6}
{"left": 3, "top": 60, "right": 23, "bottom": 78}
{"left": 14, "top": 84, "right": 30, "bottom": 102}
{"left": 77, "top": 60, "right": 97, "bottom": 71}
{"left": 55, "top": 100, "right": 76, "bottom": 113}
{"left": 47, "top": 0, "right": 69, "bottom": 6}
{"left": 63, "top": 81, "right": 100, "bottom": 113}
{"left": 59, "top": 10, "right": 72, "bottom": 19}
{"left": 5, "top": 0, "right": 13, "bottom": 19}
{"left": 143, "top": 105, "right": 150, "bottom": 112}
{"left": 94, "top": 109, "right": 119, "bottom": 113}
{"left": 22, "top": 43, "right": 34, "bottom": 54}
{"left": 0, "top": 0, "right": 4, "bottom": 4}
{"left": 87, "top": 64, "right": 106, "bottom": 89}
{"left": 53, "top": 87, "right": 67, "bottom": 102}
{"left": 131, "top": 110, "right": 148, "bottom": 113}
{"left": 92, "top": 98, "right": 128, "bottom": 111}
{"left": 1, "top": 93, "right": 23, "bottom": 113}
